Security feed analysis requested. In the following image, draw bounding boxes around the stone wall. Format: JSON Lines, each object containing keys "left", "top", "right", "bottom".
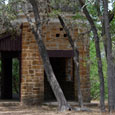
{"left": 21, "top": 21, "right": 90, "bottom": 104}
{"left": 21, "top": 23, "right": 44, "bottom": 104}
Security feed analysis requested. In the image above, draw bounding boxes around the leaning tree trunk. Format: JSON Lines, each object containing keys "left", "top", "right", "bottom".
{"left": 102, "top": 0, "right": 115, "bottom": 112}
{"left": 78, "top": 0, "right": 105, "bottom": 111}
{"left": 58, "top": 15, "right": 83, "bottom": 108}
{"left": 28, "top": 0, "right": 71, "bottom": 111}
{"left": 34, "top": 32, "right": 71, "bottom": 111}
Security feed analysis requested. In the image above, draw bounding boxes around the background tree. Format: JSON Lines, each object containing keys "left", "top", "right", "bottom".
{"left": 102, "top": 0, "right": 115, "bottom": 111}
{"left": 78, "top": 0, "right": 105, "bottom": 111}
{"left": 78, "top": 0, "right": 115, "bottom": 112}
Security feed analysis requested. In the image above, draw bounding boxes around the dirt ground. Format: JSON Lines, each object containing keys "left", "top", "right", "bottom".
{"left": 0, "top": 106, "right": 115, "bottom": 115}
{"left": 0, "top": 103, "right": 115, "bottom": 115}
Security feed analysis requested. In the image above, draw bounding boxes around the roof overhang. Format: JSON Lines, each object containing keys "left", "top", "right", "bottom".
{"left": 0, "top": 34, "right": 21, "bottom": 52}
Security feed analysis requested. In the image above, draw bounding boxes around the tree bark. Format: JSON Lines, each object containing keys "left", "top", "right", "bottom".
{"left": 95, "top": 0, "right": 107, "bottom": 58}
{"left": 58, "top": 15, "right": 83, "bottom": 108}
{"left": 96, "top": 0, "right": 114, "bottom": 59}
{"left": 34, "top": 32, "right": 71, "bottom": 111}
{"left": 101, "top": 21, "right": 107, "bottom": 58}
{"left": 78, "top": 0, "right": 105, "bottom": 111}
{"left": 28, "top": 0, "right": 71, "bottom": 111}
{"left": 102, "top": 0, "right": 115, "bottom": 112}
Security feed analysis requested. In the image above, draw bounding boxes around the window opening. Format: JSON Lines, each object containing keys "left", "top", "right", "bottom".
{"left": 60, "top": 28, "right": 63, "bottom": 31}
{"left": 56, "top": 34, "right": 60, "bottom": 37}
{"left": 64, "top": 34, "right": 67, "bottom": 37}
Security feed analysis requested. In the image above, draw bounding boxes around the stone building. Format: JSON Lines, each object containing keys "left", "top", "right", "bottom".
{"left": 0, "top": 14, "right": 90, "bottom": 104}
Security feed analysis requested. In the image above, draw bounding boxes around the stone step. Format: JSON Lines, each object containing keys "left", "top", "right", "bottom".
{"left": 43, "top": 101, "right": 98, "bottom": 107}
{"left": 0, "top": 111, "right": 36, "bottom": 115}
{"left": 0, "top": 101, "right": 39, "bottom": 115}
{"left": 0, "top": 109, "right": 39, "bottom": 115}
{"left": 0, "top": 100, "right": 20, "bottom": 106}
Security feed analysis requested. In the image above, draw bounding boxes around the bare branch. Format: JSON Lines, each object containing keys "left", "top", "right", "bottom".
{"left": 21, "top": 3, "right": 36, "bottom": 33}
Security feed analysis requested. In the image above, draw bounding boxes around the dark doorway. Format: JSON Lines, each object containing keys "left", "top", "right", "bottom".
{"left": 0, "top": 58, "right": 2, "bottom": 98}
{"left": 0, "top": 52, "right": 21, "bottom": 100}
{"left": 44, "top": 57, "right": 75, "bottom": 101}
{"left": 0, "top": 34, "right": 21, "bottom": 101}
{"left": 1, "top": 57, "right": 12, "bottom": 99}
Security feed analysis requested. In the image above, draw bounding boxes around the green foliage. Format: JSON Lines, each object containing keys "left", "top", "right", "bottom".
{"left": 81, "top": 0, "right": 115, "bottom": 100}
{"left": 90, "top": 40, "right": 108, "bottom": 100}
{"left": 87, "top": 3, "right": 98, "bottom": 19}
{"left": 50, "top": 0, "right": 80, "bottom": 14}
{"left": 48, "top": 9, "right": 61, "bottom": 17}
{"left": 90, "top": 40, "right": 99, "bottom": 99}
{"left": 72, "top": 12, "right": 86, "bottom": 20}
{"left": 0, "top": 0, "right": 21, "bottom": 35}
{"left": 12, "top": 58, "right": 19, "bottom": 94}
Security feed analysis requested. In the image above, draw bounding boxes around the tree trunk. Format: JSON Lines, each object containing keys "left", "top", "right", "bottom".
{"left": 78, "top": 0, "right": 105, "bottom": 111}
{"left": 34, "top": 33, "right": 71, "bottom": 111}
{"left": 28, "top": 0, "right": 71, "bottom": 111}
{"left": 102, "top": 0, "right": 115, "bottom": 112}
{"left": 58, "top": 15, "right": 83, "bottom": 108}
{"left": 101, "top": 20, "right": 107, "bottom": 58}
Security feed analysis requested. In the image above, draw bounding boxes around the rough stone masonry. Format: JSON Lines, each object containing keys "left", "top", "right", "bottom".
{"left": 21, "top": 20, "right": 90, "bottom": 105}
